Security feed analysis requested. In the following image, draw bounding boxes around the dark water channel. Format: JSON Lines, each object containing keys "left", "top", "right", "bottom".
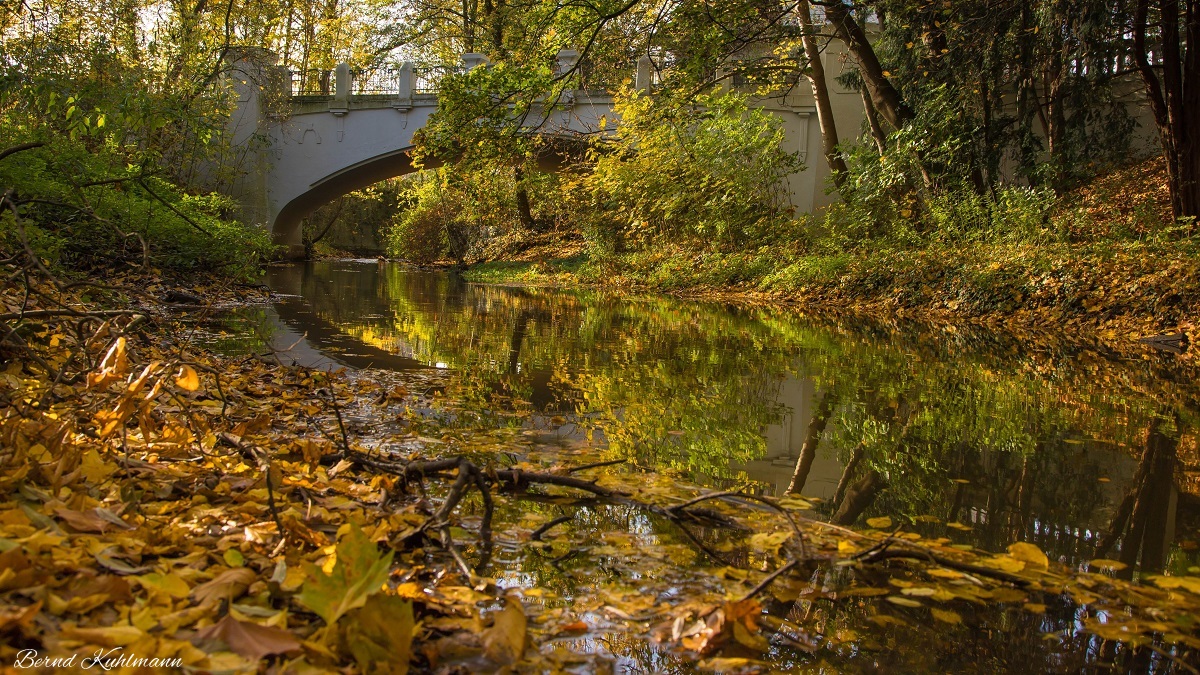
{"left": 206, "top": 260, "right": 1200, "bottom": 672}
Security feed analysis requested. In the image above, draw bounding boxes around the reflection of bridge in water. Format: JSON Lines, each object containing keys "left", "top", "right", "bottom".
{"left": 219, "top": 43, "right": 865, "bottom": 257}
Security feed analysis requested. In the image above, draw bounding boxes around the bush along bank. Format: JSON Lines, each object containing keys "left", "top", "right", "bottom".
{"left": 459, "top": 158, "right": 1199, "bottom": 343}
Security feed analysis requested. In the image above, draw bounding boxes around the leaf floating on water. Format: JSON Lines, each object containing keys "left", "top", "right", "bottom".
{"left": 777, "top": 497, "right": 813, "bottom": 510}
{"left": 886, "top": 595, "right": 923, "bottom": 608}
{"left": 1089, "top": 559, "right": 1128, "bottom": 572}
{"left": 698, "top": 657, "right": 766, "bottom": 673}
{"left": 865, "top": 516, "right": 893, "bottom": 529}
{"left": 841, "top": 587, "right": 890, "bottom": 597}
{"left": 482, "top": 597, "right": 527, "bottom": 665}
{"left": 927, "top": 568, "right": 964, "bottom": 580}
{"left": 1149, "top": 575, "right": 1200, "bottom": 595}
{"left": 1007, "top": 542, "right": 1049, "bottom": 571}
{"left": 930, "top": 608, "right": 962, "bottom": 625}
{"left": 946, "top": 522, "right": 973, "bottom": 531}
{"left": 732, "top": 621, "right": 770, "bottom": 652}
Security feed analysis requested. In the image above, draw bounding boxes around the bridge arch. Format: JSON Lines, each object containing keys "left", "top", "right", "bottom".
{"left": 221, "top": 48, "right": 863, "bottom": 258}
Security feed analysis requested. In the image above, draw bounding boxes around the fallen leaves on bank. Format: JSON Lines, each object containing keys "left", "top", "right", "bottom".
{"left": 2, "top": 270, "right": 1200, "bottom": 674}
{"left": 0, "top": 272, "right": 599, "bottom": 674}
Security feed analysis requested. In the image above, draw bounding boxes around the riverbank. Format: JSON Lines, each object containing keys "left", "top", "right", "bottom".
{"left": 464, "top": 159, "right": 1198, "bottom": 346}
{"left": 6, "top": 264, "right": 1200, "bottom": 671}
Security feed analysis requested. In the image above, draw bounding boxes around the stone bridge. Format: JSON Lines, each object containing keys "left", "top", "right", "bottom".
{"left": 222, "top": 47, "right": 865, "bottom": 258}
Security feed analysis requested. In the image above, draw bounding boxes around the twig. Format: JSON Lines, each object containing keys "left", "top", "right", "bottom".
{"left": 0, "top": 309, "right": 141, "bottom": 321}
{"left": 135, "top": 178, "right": 213, "bottom": 237}
{"left": 741, "top": 558, "right": 802, "bottom": 602}
{"left": 324, "top": 388, "right": 352, "bottom": 456}
{"left": 565, "top": 459, "right": 626, "bottom": 473}
{"left": 531, "top": 513, "right": 575, "bottom": 541}
{"left": 859, "top": 547, "right": 1033, "bottom": 588}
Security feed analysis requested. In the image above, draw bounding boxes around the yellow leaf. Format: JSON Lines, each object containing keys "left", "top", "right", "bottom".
{"left": 987, "top": 556, "right": 1026, "bottom": 573}
{"left": 1089, "top": 559, "right": 1127, "bottom": 572}
{"left": 342, "top": 594, "right": 414, "bottom": 674}
{"left": 1007, "top": 542, "right": 1049, "bottom": 571}
{"left": 482, "top": 597, "right": 526, "bottom": 665}
{"left": 930, "top": 608, "right": 961, "bottom": 624}
{"left": 838, "top": 540, "right": 860, "bottom": 555}
{"left": 732, "top": 621, "right": 769, "bottom": 652}
{"left": 137, "top": 572, "right": 190, "bottom": 599}
{"left": 175, "top": 365, "right": 200, "bottom": 392}
{"left": 1150, "top": 575, "right": 1200, "bottom": 595}
{"left": 866, "top": 517, "right": 893, "bottom": 529}
{"left": 886, "top": 596, "right": 923, "bottom": 608}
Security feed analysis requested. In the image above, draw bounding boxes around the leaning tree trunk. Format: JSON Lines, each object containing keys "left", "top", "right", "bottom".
{"left": 1133, "top": 0, "right": 1200, "bottom": 226}
{"left": 821, "top": 0, "right": 914, "bottom": 131}
{"left": 798, "top": 0, "right": 847, "bottom": 187}
{"left": 786, "top": 389, "right": 838, "bottom": 495}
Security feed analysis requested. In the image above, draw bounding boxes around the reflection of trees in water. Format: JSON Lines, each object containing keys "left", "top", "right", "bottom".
{"left": 279, "top": 262, "right": 1196, "bottom": 569}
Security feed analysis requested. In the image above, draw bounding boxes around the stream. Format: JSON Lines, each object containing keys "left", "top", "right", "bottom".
{"left": 194, "top": 259, "right": 1200, "bottom": 672}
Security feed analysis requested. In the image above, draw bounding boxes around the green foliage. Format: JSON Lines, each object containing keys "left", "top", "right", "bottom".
{"left": 583, "top": 89, "right": 802, "bottom": 252}
{"left": 0, "top": 135, "right": 272, "bottom": 278}
{"left": 388, "top": 174, "right": 453, "bottom": 265}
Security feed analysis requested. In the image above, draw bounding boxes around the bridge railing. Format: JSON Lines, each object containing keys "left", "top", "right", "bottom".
{"left": 412, "top": 65, "right": 463, "bottom": 95}
{"left": 352, "top": 66, "right": 400, "bottom": 96}
{"left": 289, "top": 69, "right": 334, "bottom": 97}
{"left": 285, "top": 51, "right": 652, "bottom": 102}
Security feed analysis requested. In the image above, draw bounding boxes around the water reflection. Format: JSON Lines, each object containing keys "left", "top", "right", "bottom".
{"left": 258, "top": 261, "right": 1198, "bottom": 578}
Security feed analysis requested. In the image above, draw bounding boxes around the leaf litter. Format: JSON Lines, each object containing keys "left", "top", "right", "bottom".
{"left": 1, "top": 271, "right": 1199, "bottom": 673}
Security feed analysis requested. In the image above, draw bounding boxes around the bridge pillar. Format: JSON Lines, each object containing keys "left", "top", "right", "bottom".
{"left": 218, "top": 48, "right": 282, "bottom": 237}
{"left": 555, "top": 49, "right": 579, "bottom": 77}
{"left": 635, "top": 55, "right": 653, "bottom": 94}
{"left": 395, "top": 62, "right": 414, "bottom": 110}
{"left": 332, "top": 63, "right": 351, "bottom": 113}
{"left": 461, "top": 53, "right": 489, "bottom": 71}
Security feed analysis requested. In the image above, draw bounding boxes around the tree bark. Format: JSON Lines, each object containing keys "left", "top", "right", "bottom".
{"left": 513, "top": 166, "right": 537, "bottom": 231}
{"left": 819, "top": 0, "right": 914, "bottom": 130}
{"left": 1133, "top": 0, "right": 1200, "bottom": 224}
{"left": 832, "top": 470, "right": 884, "bottom": 525}
{"left": 785, "top": 388, "right": 837, "bottom": 495}
{"left": 798, "top": 0, "right": 847, "bottom": 187}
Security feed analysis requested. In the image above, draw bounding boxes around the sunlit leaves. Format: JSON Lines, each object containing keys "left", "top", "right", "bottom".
{"left": 482, "top": 597, "right": 527, "bottom": 665}
{"left": 175, "top": 365, "right": 201, "bottom": 392}
{"left": 296, "top": 524, "right": 394, "bottom": 629}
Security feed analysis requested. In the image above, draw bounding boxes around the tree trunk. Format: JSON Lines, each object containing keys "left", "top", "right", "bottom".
{"left": 860, "top": 85, "right": 887, "bottom": 154}
{"left": 821, "top": 0, "right": 914, "bottom": 130}
{"left": 785, "top": 388, "right": 837, "bottom": 495}
{"left": 798, "top": 0, "right": 847, "bottom": 187}
{"left": 513, "top": 166, "right": 536, "bottom": 231}
{"left": 1133, "top": 0, "right": 1200, "bottom": 225}
{"left": 832, "top": 470, "right": 884, "bottom": 525}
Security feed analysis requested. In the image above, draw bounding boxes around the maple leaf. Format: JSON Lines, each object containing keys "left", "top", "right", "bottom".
{"left": 342, "top": 594, "right": 414, "bottom": 674}
{"left": 297, "top": 524, "right": 394, "bottom": 628}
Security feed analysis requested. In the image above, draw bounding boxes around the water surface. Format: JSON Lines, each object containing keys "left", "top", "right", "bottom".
{"left": 203, "top": 260, "right": 1200, "bottom": 671}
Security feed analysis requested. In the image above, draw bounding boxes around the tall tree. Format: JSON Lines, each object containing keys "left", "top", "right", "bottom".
{"left": 1133, "top": 0, "right": 1200, "bottom": 223}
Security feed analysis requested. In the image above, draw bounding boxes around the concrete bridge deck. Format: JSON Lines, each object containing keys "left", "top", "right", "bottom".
{"left": 222, "top": 48, "right": 864, "bottom": 257}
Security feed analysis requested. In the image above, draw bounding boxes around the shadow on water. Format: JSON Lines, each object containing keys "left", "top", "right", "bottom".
{"left": 207, "top": 260, "right": 1200, "bottom": 672}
